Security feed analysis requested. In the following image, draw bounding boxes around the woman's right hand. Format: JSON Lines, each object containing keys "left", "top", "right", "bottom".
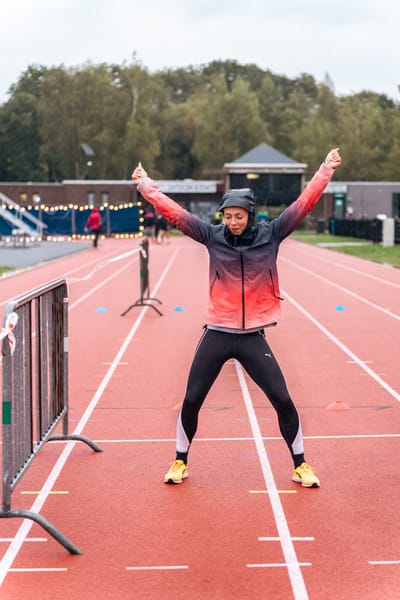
{"left": 131, "top": 162, "right": 148, "bottom": 184}
{"left": 324, "top": 148, "right": 342, "bottom": 170}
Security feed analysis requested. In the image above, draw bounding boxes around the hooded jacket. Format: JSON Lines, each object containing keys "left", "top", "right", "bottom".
{"left": 137, "top": 163, "right": 335, "bottom": 330}
{"left": 85, "top": 207, "right": 102, "bottom": 231}
{"left": 219, "top": 188, "right": 256, "bottom": 214}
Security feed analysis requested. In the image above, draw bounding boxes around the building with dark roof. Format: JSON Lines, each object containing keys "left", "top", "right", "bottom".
{"left": 223, "top": 143, "right": 307, "bottom": 206}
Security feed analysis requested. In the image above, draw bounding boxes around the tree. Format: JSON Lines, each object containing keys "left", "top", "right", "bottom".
{"left": 116, "top": 60, "right": 165, "bottom": 178}
{"left": 372, "top": 103, "right": 400, "bottom": 181}
{"left": 290, "top": 84, "right": 340, "bottom": 174}
{"left": 0, "top": 65, "right": 48, "bottom": 181}
{"left": 39, "top": 67, "right": 82, "bottom": 180}
{"left": 0, "top": 91, "right": 45, "bottom": 181}
{"left": 1, "top": 59, "right": 399, "bottom": 183}
{"left": 155, "top": 66, "right": 204, "bottom": 104}
{"left": 190, "top": 76, "right": 269, "bottom": 172}
{"left": 336, "top": 93, "right": 391, "bottom": 181}
{"left": 155, "top": 102, "right": 199, "bottom": 179}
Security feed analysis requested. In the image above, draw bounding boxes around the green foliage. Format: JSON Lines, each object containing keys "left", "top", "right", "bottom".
{"left": 190, "top": 76, "right": 269, "bottom": 169}
{"left": 155, "top": 103, "right": 199, "bottom": 179}
{"left": 0, "top": 89, "right": 46, "bottom": 180}
{"left": 290, "top": 84, "right": 340, "bottom": 174}
{"left": 0, "top": 59, "right": 399, "bottom": 182}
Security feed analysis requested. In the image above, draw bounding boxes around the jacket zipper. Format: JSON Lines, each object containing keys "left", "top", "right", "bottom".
{"left": 240, "top": 252, "right": 245, "bottom": 328}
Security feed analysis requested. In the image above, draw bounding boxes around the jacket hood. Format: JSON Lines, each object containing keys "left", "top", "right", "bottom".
{"left": 218, "top": 188, "right": 255, "bottom": 213}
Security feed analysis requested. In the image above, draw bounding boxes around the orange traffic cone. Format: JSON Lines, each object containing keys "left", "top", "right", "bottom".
{"left": 327, "top": 400, "right": 351, "bottom": 411}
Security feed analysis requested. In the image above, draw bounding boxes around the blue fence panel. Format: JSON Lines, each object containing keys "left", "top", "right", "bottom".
{"left": 23, "top": 206, "right": 141, "bottom": 236}
{"left": 40, "top": 209, "right": 73, "bottom": 235}
{"left": 108, "top": 206, "right": 140, "bottom": 234}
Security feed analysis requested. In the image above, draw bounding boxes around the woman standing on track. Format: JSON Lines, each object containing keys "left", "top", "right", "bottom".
{"left": 132, "top": 148, "right": 342, "bottom": 488}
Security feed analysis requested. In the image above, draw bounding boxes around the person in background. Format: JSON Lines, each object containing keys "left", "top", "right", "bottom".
{"left": 132, "top": 149, "right": 342, "bottom": 489}
{"left": 85, "top": 206, "right": 102, "bottom": 248}
{"left": 143, "top": 206, "right": 156, "bottom": 240}
{"left": 155, "top": 213, "right": 171, "bottom": 243}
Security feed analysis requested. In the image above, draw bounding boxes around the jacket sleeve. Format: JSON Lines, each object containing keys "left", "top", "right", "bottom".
{"left": 137, "top": 178, "right": 211, "bottom": 243}
{"left": 273, "top": 163, "right": 335, "bottom": 241}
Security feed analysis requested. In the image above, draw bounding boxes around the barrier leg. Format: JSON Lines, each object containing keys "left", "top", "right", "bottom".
{"left": 121, "top": 298, "right": 163, "bottom": 317}
{"left": 49, "top": 433, "right": 103, "bottom": 452}
{"left": 0, "top": 509, "right": 82, "bottom": 555}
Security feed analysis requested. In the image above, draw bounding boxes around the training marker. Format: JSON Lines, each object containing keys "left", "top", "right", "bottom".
{"left": 327, "top": 400, "right": 351, "bottom": 411}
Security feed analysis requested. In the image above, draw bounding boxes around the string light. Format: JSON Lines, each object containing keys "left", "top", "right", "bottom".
{"left": 3, "top": 200, "right": 142, "bottom": 239}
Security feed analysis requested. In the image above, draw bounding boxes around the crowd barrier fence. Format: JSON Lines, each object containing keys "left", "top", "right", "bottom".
{"left": 0, "top": 278, "right": 103, "bottom": 555}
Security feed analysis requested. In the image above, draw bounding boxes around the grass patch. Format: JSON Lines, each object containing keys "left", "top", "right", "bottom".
{"left": 291, "top": 232, "right": 400, "bottom": 268}
{"left": 329, "top": 244, "right": 400, "bottom": 268}
{"left": 0, "top": 267, "right": 15, "bottom": 277}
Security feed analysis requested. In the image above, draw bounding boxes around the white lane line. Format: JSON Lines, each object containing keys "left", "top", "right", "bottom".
{"left": 259, "top": 537, "right": 314, "bottom": 542}
{"left": 282, "top": 288, "right": 400, "bottom": 404}
{"left": 0, "top": 259, "right": 135, "bottom": 368}
{"left": 69, "top": 258, "right": 136, "bottom": 310}
{"left": 0, "top": 246, "right": 128, "bottom": 306}
{"left": 72, "top": 433, "right": 399, "bottom": 445}
{"left": 282, "top": 257, "right": 400, "bottom": 320}
{"left": 347, "top": 360, "right": 372, "bottom": 364}
{"left": 250, "top": 490, "right": 296, "bottom": 494}
{"left": 126, "top": 565, "right": 188, "bottom": 571}
{"left": 0, "top": 247, "right": 181, "bottom": 587}
{"left": 235, "top": 361, "right": 309, "bottom": 600}
{"left": 0, "top": 539, "right": 47, "bottom": 543}
{"left": 102, "top": 362, "right": 129, "bottom": 365}
{"left": 369, "top": 560, "right": 400, "bottom": 565}
{"left": 9, "top": 568, "right": 67, "bottom": 572}
{"left": 109, "top": 248, "right": 141, "bottom": 262}
{"left": 65, "top": 246, "right": 142, "bottom": 285}
{"left": 0, "top": 248, "right": 112, "bottom": 308}
{"left": 247, "top": 563, "right": 311, "bottom": 568}
{"left": 288, "top": 244, "right": 400, "bottom": 289}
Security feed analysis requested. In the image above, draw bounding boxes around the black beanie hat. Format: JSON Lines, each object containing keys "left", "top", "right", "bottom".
{"left": 219, "top": 188, "right": 255, "bottom": 213}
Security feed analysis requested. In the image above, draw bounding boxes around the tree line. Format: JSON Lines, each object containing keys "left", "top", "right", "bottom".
{"left": 0, "top": 57, "right": 399, "bottom": 183}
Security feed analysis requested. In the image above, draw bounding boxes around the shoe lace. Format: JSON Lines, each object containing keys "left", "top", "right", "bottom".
{"left": 299, "top": 463, "right": 315, "bottom": 474}
{"left": 170, "top": 460, "right": 184, "bottom": 472}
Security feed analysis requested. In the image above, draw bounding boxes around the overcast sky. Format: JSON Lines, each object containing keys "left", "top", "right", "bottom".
{"left": 1, "top": 0, "right": 399, "bottom": 104}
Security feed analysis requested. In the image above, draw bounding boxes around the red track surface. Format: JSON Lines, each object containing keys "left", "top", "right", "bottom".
{"left": 0, "top": 236, "right": 399, "bottom": 599}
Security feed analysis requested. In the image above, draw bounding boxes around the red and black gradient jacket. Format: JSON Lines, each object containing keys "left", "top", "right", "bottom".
{"left": 137, "top": 163, "right": 335, "bottom": 330}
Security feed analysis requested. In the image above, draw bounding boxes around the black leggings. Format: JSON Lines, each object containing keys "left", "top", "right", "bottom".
{"left": 176, "top": 328, "right": 304, "bottom": 465}
{"left": 92, "top": 227, "right": 101, "bottom": 248}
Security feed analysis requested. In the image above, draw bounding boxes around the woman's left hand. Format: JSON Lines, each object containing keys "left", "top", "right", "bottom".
{"left": 131, "top": 162, "right": 148, "bottom": 184}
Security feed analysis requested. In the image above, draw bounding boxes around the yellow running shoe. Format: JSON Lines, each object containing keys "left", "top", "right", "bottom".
{"left": 164, "top": 460, "right": 189, "bottom": 484}
{"left": 292, "top": 463, "right": 320, "bottom": 488}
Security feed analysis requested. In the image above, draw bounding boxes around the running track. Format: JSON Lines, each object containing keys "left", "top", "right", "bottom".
{"left": 0, "top": 236, "right": 398, "bottom": 599}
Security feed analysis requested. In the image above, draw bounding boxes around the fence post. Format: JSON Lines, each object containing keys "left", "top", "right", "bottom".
{"left": 382, "top": 218, "right": 395, "bottom": 247}
{"left": 121, "top": 238, "right": 163, "bottom": 316}
{"left": 0, "top": 278, "right": 103, "bottom": 555}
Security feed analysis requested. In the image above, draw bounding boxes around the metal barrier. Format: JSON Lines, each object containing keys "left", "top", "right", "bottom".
{"left": 0, "top": 278, "right": 102, "bottom": 555}
{"left": 395, "top": 219, "right": 400, "bottom": 244}
{"left": 121, "top": 238, "right": 162, "bottom": 316}
{"left": 333, "top": 218, "right": 383, "bottom": 243}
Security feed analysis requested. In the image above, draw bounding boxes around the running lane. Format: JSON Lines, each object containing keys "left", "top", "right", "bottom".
{"left": 0, "top": 236, "right": 398, "bottom": 599}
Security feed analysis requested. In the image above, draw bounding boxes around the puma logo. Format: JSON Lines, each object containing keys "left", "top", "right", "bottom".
{"left": 265, "top": 353, "right": 272, "bottom": 358}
